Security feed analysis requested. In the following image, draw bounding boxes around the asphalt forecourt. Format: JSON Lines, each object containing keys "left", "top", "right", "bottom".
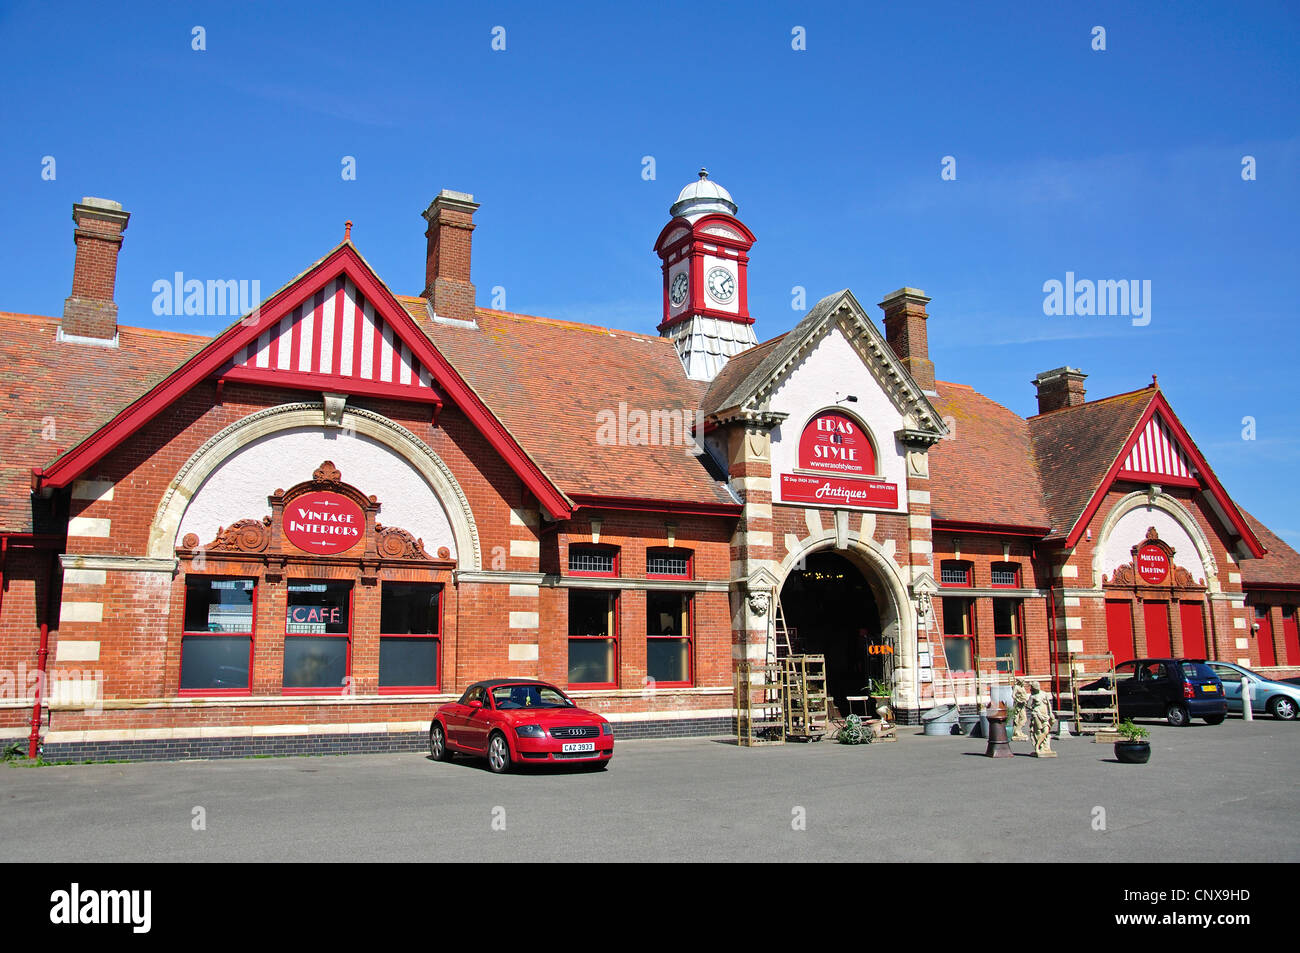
{"left": 2, "top": 717, "right": 1295, "bottom": 865}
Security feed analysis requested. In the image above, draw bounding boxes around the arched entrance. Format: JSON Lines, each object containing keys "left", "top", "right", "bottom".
{"left": 780, "top": 551, "right": 889, "bottom": 711}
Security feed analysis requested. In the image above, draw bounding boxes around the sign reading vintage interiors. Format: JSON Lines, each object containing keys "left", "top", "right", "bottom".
{"left": 798, "top": 410, "right": 876, "bottom": 476}
{"left": 780, "top": 473, "right": 899, "bottom": 509}
{"left": 283, "top": 490, "right": 365, "bottom": 555}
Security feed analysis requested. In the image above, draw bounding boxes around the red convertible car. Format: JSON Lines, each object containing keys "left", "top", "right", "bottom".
{"left": 429, "top": 679, "right": 614, "bottom": 773}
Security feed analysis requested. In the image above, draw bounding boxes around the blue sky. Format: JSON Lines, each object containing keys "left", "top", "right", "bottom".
{"left": 1, "top": 1, "right": 1297, "bottom": 543}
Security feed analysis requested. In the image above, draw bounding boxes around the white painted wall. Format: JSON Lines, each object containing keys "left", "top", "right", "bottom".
{"left": 1100, "top": 504, "right": 1205, "bottom": 583}
{"left": 177, "top": 426, "right": 457, "bottom": 557}
{"left": 768, "top": 322, "right": 908, "bottom": 513}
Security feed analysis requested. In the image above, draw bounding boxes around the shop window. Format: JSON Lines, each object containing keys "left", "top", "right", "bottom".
{"left": 647, "top": 590, "right": 692, "bottom": 685}
{"left": 379, "top": 583, "right": 441, "bottom": 692}
{"left": 942, "top": 596, "right": 975, "bottom": 671}
{"left": 991, "top": 563, "right": 1021, "bottom": 588}
{"left": 180, "top": 577, "right": 255, "bottom": 694}
{"left": 568, "top": 589, "right": 618, "bottom": 686}
{"left": 283, "top": 581, "right": 352, "bottom": 693}
{"left": 940, "top": 560, "right": 972, "bottom": 587}
{"left": 994, "top": 598, "right": 1024, "bottom": 673}
{"left": 569, "top": 545, "right": 618, "bottom": 577}
{"left": 646, "top": 548, "right": 692, "bottom": 579}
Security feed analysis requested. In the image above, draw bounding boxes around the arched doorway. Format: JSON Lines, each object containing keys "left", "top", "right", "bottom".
{"left": 780, "top": 551, "right": 888, "bottom": 711}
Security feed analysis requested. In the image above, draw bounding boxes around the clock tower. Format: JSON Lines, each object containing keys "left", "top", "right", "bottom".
{"left": 654, "top": 169, "right": 757, "bottom": 382}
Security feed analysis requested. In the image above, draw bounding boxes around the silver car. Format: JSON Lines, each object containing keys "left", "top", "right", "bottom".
{"left": 1205, "top": 662, "right": 1299, "bottom": 721}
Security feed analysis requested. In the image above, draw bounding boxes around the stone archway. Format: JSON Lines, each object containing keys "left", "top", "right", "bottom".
{"left": 146, "top": 401, "right": 482, "bottom": 569}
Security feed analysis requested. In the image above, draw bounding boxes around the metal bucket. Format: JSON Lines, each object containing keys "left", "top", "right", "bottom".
{"left": 922, "top": 704, "right": 959, "bottom": 736}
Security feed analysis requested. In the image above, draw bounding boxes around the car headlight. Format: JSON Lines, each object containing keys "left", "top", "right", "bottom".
{"left": 515, "top": 724, "right": 546, "bottom": 738}
{"left": 600, "top": 721, "right": 613, "bottom": 736}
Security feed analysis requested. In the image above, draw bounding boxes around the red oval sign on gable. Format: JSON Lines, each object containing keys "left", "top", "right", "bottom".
{"left": 798, "top": 411, "right": 876, "bottom": 476}
{"left": 283, "top": 491, "right": 365, "bottom": 555}
{"left": 1136, "top": 544, "right": 1169, "bottom": 585}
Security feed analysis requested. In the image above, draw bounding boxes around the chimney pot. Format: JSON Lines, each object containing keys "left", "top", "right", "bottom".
{"left": 422, "top": 190, "right": 479, "bottom": 323}
{"left": 62, "top": 197, "right": 130, "bottom": 343}
{"left": 879, "top": 287, "right": 934, "bottom": 392}
{"left": 1033, "top": 366, "right": 1088, "bottom": 414}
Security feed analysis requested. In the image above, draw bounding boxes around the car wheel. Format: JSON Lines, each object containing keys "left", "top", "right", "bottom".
{"left": 1202, "top": 714, "right": 1225, "bottom": 725}
{"left": 487, "top": 732, "right": 512, "bottom": 774}
{"left": 429, "top": 722, "right": 450, "bottom": 761}
{"left": 1269, "top": 696, "right": 1298, "bottom": 721}
{"left": 1166, "top": 705, "right": 1190, "bottom": 727}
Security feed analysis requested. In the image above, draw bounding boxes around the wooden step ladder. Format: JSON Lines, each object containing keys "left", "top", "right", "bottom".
{"left": 1068, "top": 652, "right": 1119, "bottom": 738}
{"left": 782, "top": 654, "right": 830, "bottom": 741}
{"left": 736, "top": 660, "right": 785, "bottom": 746}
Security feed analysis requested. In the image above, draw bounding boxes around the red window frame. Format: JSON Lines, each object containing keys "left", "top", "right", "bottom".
{"left": 992, "top": 598, "right": 1025, "bottom": 674}
{"left": 282, "top": 579, "right": 354, "bottom": 696}
{"left": 646, "top": 547, "right": 693, "bottom": 580}
{"left": 178, "top": 575, "right": 257, "bottom": 697}
{"left": 646, "top": 590, "right": 694, "bottom": 688}
{"left": 941, "top": 596, "right": 975, "bottom": 673}
{"left": 567, "top": 589, "right": 620, "bottom": 689}
{"left": 990, "top": 562, "right": 1021, "bottom": 588}
{"left": 567, "top": 543, "right": 620, "bottom": 578}
{"left": 939, "top": 560, "right": 973, "bottom": 588}
{"left": 377, "top": 581, "right": 443, "bottom": 695}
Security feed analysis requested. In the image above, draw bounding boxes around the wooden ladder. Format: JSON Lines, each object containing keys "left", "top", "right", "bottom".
{"left": 736, "top": 660, "right": 785, "bottom": 746}
{"left": 1069, "top": 652, "right": 1119, "bottom": 737}
{"left": 783, "top": 654, "right": 829, "bottom": 741}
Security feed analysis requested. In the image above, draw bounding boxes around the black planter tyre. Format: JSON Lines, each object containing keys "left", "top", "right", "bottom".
{"left": 1270, "top": 696, "right": 1298, "bottom": 721}
{"left": 1166, "top": 705, "right": 1190, "bottom": 727}
{"left": 1115, "top": 741, "right": 1151, "bottom": 764}
{"left": 1203, "top": 714, "right": 1225, "bottom": 725}
{"left": 429, "top": 722, "right": 451, "bottom": 761}
{"left": 487, "top": 732, "right": 512, "bottom": 774}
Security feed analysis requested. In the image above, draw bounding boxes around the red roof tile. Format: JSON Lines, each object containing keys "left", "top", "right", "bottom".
{"left": 1239, "top": 510, "right": 1300, "bottom": 588}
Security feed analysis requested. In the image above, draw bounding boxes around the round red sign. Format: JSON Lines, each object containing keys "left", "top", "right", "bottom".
{"left": 798, "top": 411, "right": 876, "bottom": 476}
{"left": 283, "top": 491, "right": 365, "bottom": 555}
{"left": 1135, "top": 544, "right": 1169, "bottom": 584}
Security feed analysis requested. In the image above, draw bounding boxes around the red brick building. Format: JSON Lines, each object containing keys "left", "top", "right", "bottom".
{"left": 2, "top": 178, "right": 1297, "bottom": 761}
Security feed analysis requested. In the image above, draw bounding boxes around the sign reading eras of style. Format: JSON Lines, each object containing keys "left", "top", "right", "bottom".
{"left": 781, "top": 410, "right": 898, "bottom": 510}
{"left": 1135, "top": 542, "right": 1169, "bottom": 585}
{"left": 282, "top": 490, "right": 365, "bottom": 555}
{"left": 798, "top": 410, "right": 876, "bottom": 476}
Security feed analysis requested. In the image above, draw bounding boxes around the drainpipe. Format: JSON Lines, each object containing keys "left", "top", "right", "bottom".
{"left": 27, "top": 621, "right": 49, "bottom": 759}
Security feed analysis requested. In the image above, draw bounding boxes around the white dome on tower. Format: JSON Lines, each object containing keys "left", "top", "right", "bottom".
{"left": 670, "top": 168, "right": 738, "bottom": 220}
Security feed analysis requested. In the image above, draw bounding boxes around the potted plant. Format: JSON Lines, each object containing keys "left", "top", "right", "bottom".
{"left": 1114, "top": 719, "right": 1151, "bottom": 764}
{"left": 865, "top": 678, "right": 892, "bottom": 721}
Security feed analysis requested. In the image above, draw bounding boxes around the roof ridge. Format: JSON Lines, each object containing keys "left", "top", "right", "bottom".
{"left": 1026, "top": 384, "right": 1154, "bottom": 419}
{"left": 473, "top": 306, "right": 667, "bottom": 342}
{"left": 0, "top": 311, "right": 213, "bottom": 343}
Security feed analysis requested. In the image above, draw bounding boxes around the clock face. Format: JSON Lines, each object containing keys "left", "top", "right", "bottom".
{"left": 669, "top": 271, "right": 689, "bottom": 308}
{"left": 706, "top": 266, "right": 736, "bottom": 304}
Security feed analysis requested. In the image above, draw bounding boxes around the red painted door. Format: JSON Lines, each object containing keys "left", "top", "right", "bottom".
{"left": 1143, "top": 601, "right": 1171, "bottom": 657}
{"left": 1255, "top": 606, "right": 1276, "bottom": 667}
{"left": 1179, "top": 602, "right": 1207, "bottom": 659}
{"left": 1283, "top": 608, "right": 1300, "bottom": 666}
{"left": 1105, "top": 600, "right": 1135, "bottom": 663}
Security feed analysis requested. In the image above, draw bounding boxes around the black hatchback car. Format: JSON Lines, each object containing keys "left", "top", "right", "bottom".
{"left": 1086, "top": 658, "right": 1228, "bottom": 726}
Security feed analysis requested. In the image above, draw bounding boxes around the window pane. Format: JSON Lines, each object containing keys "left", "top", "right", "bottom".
{"left": 568, "top": 639, "right": 614, "bottom": 684}
{"left": 646, "top": 591, "right": 687, "bottom": 636}
{"left": 993, "top": 599, "right": 1021, "bottom": 635}
{"left": 942, "top": 598, "right": 972, "bottom": 635}
{"left": 283, "top": 637, "right": 349, "bottom": 689}
{"left": 287, "top": 581, "right": 350, "bottom": 634}
{"left": 648, "top": 638, "right": 689, "bottom": 683}
{"left": 380, "top": 583, "right": 440, "bottom": 634}
{"left": 994, "top": 636, "right": 1023, "bottom": 673}
{"left": 647, "top": 552, "right": 690, "bottom": 576}
{"left": 944, "top": 637, "right": 974, "bottom": 672}
{"left": 569, "top": 548, "right": 614, "bottom": 574}
{"left": 940, "top": 562, "right": 970, "bottom": 585}
{"left": 180, "top": 636, "right": 250, "bottom": 690}
{"left": 991, "top": 564, "right": 1019, "bottom": 586}
{"left": 378, "top": 637, "right": 438, "bottom": 687}
{"left": 184, "top": 578, "right": 254, "bottom": 633}
{"left": 569, "top": 590, "right": 613, "bottom": 637}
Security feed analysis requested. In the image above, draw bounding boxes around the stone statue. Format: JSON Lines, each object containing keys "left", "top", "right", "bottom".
{"left": 1011, "top": 678, "right": 1030, "bottom": 741}
{"left": 747, "top": 590, "right": 770, "bottom": 616}
{"left": 1028, "top": 682, "right": 1056, "bottom": 758}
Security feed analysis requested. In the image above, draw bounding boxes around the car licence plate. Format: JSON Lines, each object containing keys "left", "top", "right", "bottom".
{"left": 1202, "top": 685, "right": 1217, "bottom": 692}
{"left": 562, "top": 742, "right": 595, "bottom": 753}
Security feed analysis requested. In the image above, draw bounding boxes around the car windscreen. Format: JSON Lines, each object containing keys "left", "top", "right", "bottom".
{"left": 1181, "top": 662, "right": 1217, "bottom": 680}
{"left": 492, "top": 685, "right": 574, "bottom": 709}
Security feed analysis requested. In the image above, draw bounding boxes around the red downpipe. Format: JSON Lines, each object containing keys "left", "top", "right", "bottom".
{"left": 28, "top": 621, "right": 49, "bottom": 759}
{"left": 2, "top": 536, "right": 64, "bottom": 759}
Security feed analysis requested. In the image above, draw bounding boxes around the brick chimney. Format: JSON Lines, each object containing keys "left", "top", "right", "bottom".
{"left": 421, "top": 190, "right": 479, "bottom": 324}
{"left": 62, "top": 197, "right": 130, "bottom": 342}
{"left": 1033, "top": 366, "right": 1088, "bottom": 414}
{"left": 879, "top": 287, "right": 935, "bottom": 392}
